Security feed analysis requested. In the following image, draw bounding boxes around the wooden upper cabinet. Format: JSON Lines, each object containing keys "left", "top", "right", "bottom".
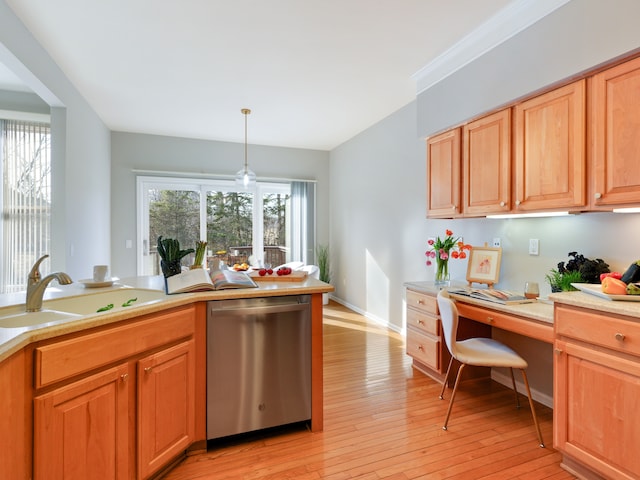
{"left": 427, "top": 128, "right": 461, "bottom": 218}
{"left": 591, "top": 56, "right": 640, "bottom": 208}
{"left": 513, "top": 79, "right": 586, "bottom": 212}
{"left": 462, "top": 109, "right": 511, "bottom": 216}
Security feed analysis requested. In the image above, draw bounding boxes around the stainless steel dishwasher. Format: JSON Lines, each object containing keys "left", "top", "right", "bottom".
{"left": 207, "top": 295, "right": 311, "bottom": 439}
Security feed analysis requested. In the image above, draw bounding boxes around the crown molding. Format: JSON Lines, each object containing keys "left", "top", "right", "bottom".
{"left": 412, "top": 0, "right": 571, "bottom": 94}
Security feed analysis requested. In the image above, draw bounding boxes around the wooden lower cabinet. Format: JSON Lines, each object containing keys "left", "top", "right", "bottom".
{"left": 138, "top": 339, "right": 195, "bottom": 480}
{"left": 405, "top": 288, "right": 449, "bottom": 382}
{"left": 554, "top": 304, "right": 640, "bottom": 479}
{"left": 32, "top": 305, "right": 198, "bottom": 480}
{"left": 34, "top": 364, "right": 130, "bottom": 480}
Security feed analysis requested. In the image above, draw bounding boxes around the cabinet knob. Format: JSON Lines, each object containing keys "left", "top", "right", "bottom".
{"left": 417, "top": 300, "right": 424, "bottom": 305}
{"left": 615, "top": 332, "right": 625, "bottom": 341}
{"left": 417, "top": 345, "right": 424, "bottom": 351}
{"left": 499, "top": 201, "right": 506, "bottom": 207}
{"left": 487, "top": 316, "right": 494, "bottom": 323}
{"left": 554, "top": 348, "right": 563, "bottom": 356}
{"left": 144, "top": 366, "right": 153, "bottom": 373}
{"left": 452, "top": 205, "right": 457, "bottom": 210}
{"left": 515, "top": 200, "right": 521, "bottom": 206}
{"left": 594, "top": 192, "right": 602, "bottom": 199}
{"left": 417, "top": 319, "right": 424, "bottom": 325}
{"left": 120, "top": 373, "right": 129, "bottom": 382}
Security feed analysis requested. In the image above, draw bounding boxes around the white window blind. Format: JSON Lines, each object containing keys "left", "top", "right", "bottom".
{"left": 1, "top": 119, "right": 51, "bottom": 293}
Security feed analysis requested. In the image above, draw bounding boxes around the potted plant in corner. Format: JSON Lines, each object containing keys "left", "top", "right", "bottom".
{"left": 317, "top": 244, "right": 330, "bottom": 304}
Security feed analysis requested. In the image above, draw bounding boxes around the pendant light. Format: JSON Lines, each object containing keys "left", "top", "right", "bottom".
{"left": 235, "top": 108, "right": 256, "bottom": 188}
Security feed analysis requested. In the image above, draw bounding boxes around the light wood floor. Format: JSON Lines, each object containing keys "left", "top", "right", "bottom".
{"left": 164, "top": 301, "right": 576, "bottom": 480}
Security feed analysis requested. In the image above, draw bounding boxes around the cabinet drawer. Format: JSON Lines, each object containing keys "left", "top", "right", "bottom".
{"left": 406, "top": 329, "right": 439, "bottom": 370}
{"left": 406, "top": 290, "right": 437, "bottom": 315}
{"left": 406, "top": 308, "right": 439, "bottom": 336}
{"left": 35, "top": 305, "right": 196, "bottom": 389}
{"left": 556, "top": 304, "right": 640, "bottom": 357}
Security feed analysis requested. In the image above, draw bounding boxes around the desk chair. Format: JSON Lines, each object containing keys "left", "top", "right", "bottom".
{"left": 436, "top": 290, "right": 545, "bottom": 447}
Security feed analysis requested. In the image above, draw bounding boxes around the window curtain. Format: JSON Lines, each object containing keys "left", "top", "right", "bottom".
{"left": 290, "top": 181, "right": 315, "bottom": 265}
{"left": 1, "top": 119, "right": 51, "bottom": 293}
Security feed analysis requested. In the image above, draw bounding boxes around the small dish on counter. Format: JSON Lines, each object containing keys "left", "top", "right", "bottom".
{"left": 78, "top": 277, "right": 119, "bottom": 288}
{"left": 571, "top": 283, "right": 640, "bottom": 302}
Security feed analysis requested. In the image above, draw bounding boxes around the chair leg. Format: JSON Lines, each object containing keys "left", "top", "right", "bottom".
{"left": 442, "top": 363, "right": 465, "bottom": 431}
{"left": 439, "top": 357, "right": 455, "bottom": 400}
{"left": 509, "top": 367, "right": 521, "bottom": 409}
{"left": 520, "top": 369, "right": 545, "bottom": 448}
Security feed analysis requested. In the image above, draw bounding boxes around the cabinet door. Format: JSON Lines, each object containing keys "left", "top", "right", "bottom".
{"left": 427, "top": 128, "right": 461, "bottom": 218}
{"left": 591, "top": 56, "right": 640, "bottom": 208}
{"left": 554, "top": 340, "right": 640, "bottom": 480}
{"left": 138, "top": 339, "right": 195, "bottom": 480}
{"left": 514, "top": 80, "right": 586, "bottom": 211}
{"left": 463, "top": 109, "right": 511, "bottom": 215}
{"left": 34, "top": 363, "right": 130, "bottom": 480}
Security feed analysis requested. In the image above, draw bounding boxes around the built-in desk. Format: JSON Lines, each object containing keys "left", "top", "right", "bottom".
{"left": 403, "top": 281, "right": 554, "bottom": 382}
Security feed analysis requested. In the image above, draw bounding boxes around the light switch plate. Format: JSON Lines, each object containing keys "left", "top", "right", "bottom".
{"left": 529, "top": 238, "right": 539, "bottom": 255}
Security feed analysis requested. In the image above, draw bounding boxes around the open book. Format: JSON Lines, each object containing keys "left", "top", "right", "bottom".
{"left": 166, "top": 267, "right": 257, "bottom": 294}
{"left": 448, "top": 287, "right": 535, "bottom": 305}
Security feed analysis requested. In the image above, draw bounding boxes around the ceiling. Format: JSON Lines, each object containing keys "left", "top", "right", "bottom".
{"left": 3, "top": 0, "right": 517, "bottom": 150}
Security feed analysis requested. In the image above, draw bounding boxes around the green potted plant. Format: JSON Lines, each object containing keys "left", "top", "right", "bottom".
{"left": 544, "top": 269, "right": 583, "bottom": 292}
{"left": 157, "top": 236, "right": 194, "bottom": 278}
{"left": 545, "top": 251, "right": 611, "bottom": 292}
{"left": 317, "top": 244, "right": 330, "bottom": 304}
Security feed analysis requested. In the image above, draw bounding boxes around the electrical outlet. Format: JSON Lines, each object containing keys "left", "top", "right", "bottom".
{"left": 529, "top": 238, "right": 539, "bottom": 256}
{"left": 492, "top": 237, "right": 501, "bottom": 248}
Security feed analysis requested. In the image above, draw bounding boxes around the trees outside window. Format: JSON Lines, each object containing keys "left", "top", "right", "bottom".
{"left": 138, "top": 177, "right": 298, "bottom": 275}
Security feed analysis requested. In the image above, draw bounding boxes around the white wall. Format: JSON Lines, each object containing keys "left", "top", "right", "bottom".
{"left": 110, "top": 131, "right": 330, "bottom": 278}
{"left": 0, "top": 0, "right": 111, "bottom": 279}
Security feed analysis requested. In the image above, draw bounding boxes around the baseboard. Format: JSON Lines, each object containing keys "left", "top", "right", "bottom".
{"left": 327, "top": 295, "right": 403, "bottom": 334}
{"left": 491, "top": 370, "right": 553, "bottom": 408}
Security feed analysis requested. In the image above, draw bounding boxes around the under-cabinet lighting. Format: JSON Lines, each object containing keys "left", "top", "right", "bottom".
{"left": 612, "top": 207, "right": 640, "bottom": 213}
{"left": 486, "top": 211, "right": 571, "bottom": 219}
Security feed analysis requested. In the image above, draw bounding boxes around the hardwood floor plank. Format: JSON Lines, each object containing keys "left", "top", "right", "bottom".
{"left": 164, "top": 302, "right": 575, "bottom": 480}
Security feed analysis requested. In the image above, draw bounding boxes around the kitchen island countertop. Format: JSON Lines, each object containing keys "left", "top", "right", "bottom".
{"left": 0, "top": 274, "right": 334, "bottom": 363}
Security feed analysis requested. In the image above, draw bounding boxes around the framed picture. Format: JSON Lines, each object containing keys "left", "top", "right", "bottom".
{"left": 466, "top": 246, "right": 502, "bottom": 286}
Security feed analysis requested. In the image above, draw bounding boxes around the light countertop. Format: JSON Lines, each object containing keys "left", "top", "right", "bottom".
{"left": 0, "top": 275, "right": 333, "bottom": 363}
{"left": 405, "top": 280, "right": 640, "bottom": 324}
{"left": 404, "top": 281, "right": 554, "bottom": 324}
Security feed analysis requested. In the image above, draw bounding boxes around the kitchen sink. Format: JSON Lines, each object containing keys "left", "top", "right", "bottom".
{"left": 0, "top": 288, "right": 168, "bottom": 328}
{"left": 43, "top": 288, "right": 168, "bottom": 315}
{"left": 0, "top": 309, "right": 83, "bottom": 328}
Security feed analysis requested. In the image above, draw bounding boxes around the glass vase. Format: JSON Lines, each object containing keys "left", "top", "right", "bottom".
{"left": 434, "top": 257, "right": 450, "bottom": 286}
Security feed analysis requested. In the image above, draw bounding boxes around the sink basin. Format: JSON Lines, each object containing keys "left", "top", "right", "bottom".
{"left": 0, "top": 288, "right": 168, "bottom": 328}
{"left": 0, "top": 309, "right": 83, "bottom": 328}
{"left": 43, "top": 288, "right": 168, "bottom": 315}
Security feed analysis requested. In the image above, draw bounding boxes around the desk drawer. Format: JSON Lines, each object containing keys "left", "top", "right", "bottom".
{"left": 556, "top": 304, "right": 640, "bottom": 357}
{"left": 456, "top": 302, "right": 554, "bottom": 344}
{"left": 406, "top": 290, "right": 437, "bottom": 315}
{"left": 406, "top": 329, "right": 439, "bottom": 370}
{"left": 407, "top": 308, "right": 439, "bottom": 336}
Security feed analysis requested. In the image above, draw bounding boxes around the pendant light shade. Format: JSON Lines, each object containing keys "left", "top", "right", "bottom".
{"left": 235, "top": 108, "right": 256, "bottom": 188}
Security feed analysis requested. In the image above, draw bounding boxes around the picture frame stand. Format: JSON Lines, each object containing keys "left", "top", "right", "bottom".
{"left": 466, "top": 244, "right": 502, "bottom": 288}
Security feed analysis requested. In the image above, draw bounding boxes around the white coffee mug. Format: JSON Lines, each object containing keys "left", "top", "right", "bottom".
{"left": 93, "top": 265, "right": 109, "bottom": 282}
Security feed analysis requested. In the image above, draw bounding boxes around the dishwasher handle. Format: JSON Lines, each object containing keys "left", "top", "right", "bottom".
{"left": 209, "top": 302, "right": 309, "bottom": 317}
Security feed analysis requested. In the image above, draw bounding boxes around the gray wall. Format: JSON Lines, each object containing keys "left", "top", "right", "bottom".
{"left": 1, "top": 0, "right": 111, "bottom": 279}
{"left": 110, "top": 131, "right": 330, "bottom": 278}
{"left": 330, "top": 0, "right": 640, "bottom": 403}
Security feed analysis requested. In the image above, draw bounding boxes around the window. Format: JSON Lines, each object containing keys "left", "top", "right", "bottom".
{"left": 0, "top": 119, "right": 51, "bottom": 293}
{"left": 137, "top": 176, "right": 315, "bottom": 275}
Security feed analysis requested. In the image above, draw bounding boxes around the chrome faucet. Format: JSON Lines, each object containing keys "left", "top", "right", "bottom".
{"left": 26, "top": 254, "right": 73, "bottom": 312}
